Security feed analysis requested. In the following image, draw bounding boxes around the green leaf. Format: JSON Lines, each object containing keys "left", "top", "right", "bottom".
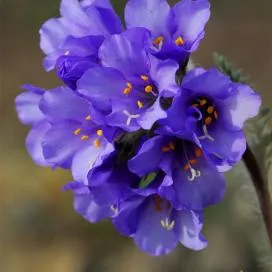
{"left": 139, "top": 172, "right": 158, "bottom": 188}
{"left": 213, "top": 52, "right": 249, "bottom": 83}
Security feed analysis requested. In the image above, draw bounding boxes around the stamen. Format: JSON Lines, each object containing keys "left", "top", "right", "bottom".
{"left": 162, "top": 142, "right": 175, "bottom": 152}
{"left": 96, "top": 129, "right": 103, "bottom": 136}
{"left": 85, "top": 115, "right": 91, "bottom": 121}
{"left": 188, "top": 167, "right": 201, "bottom": 181}
{"left": 204, "top": 116, "right": 212, "bottom": 125}
{"left": 169, "top": 142, "right": 175, "bottom": 150}
{"left": 153, "top": 36, "right": 164, "bottom": 46}
{"left": 154, "top": 195, "right": 163, "bottom": 211}
{"left": 80, "top": 135, "right": 89, "bottom": 141}
{"left": 175, "top": 36, "right": 184, "bottom": 46}
{"left": 199, "top": 99, "right": 207, "bottom": 106}
{"left": 94, "top": 139, "right": 101, "bottom": 147}
{"left": 189, "top": 159, "right": 197, "bottom": 165}
{"left": 110, "top": 205, "right": 118, "bottom": 214}
{"left": 161, "top": 218, "right": 175, "bottom": 231}
{"left": 198, "top": 125, "right": 215, "bottom": 142}
{"left": 123, "top": 110, "right": 140, "bottom": 126}
{"left": 123, "top": 87, "right": 131, "bottom": 95}
{"left": 207, "top": 106, "right": 214, "bottom": 114}
{"left": 123, "top": 82, "right": 132, "bottom": 95}
{"left": 145, "top": 85, "right": 153, "bottom": 93}
{"left": 195, "top": 148, "right": 202, "bottom": 157}
{"left": 192, "top": 103, "right": 199, "bottom": 108}
{"left": 137, "top": 100, "right": 144, "bottom": 108}
{"left": 214, "top": 110, "right": 218, "bottom": 119}
{"left": 141, "top": 75, "right": 149, "bottom": 81}
{"left": 73, "top": 128, "right": 81, "bottom": 136}
{"left": 183, "top": 164, "right": 190, "bottom": 171}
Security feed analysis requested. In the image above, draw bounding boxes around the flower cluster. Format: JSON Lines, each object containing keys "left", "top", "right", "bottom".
{"left": 15, "top": 0, "right": 261, "bottom": 256}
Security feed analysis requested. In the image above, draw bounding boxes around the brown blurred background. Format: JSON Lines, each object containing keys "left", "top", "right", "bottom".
{"left": 1, "top": 0, "right": 272, "bottom": 271}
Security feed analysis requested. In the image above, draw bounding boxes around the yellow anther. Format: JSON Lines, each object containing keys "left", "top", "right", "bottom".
{"left": 85, "top": 115, "right": 91, "bottom": 121}
{"left": 207, "top": 106, "right": 214, "bottom": 114}
{"left": 96, "top": 129, "right": 103, "bottom": 136}
{"left": 137, "top": 100, "right": 144, "bottom": 108}
{"left": 145, "top": 85, "right": 153, "bottom": 93}
{"left": 189, "top": 159, "right": 197, "bottom": 165}
{"left": 169, "top": 142, "right": 175, "bottom": 150}
{"left": 195, "top": 148, "right": 202, "bottom": 158}
{"left": 123, "top": 82, "right": 132, "bottom": 95}
{"left": 175, "top": 36, "right": 184, "bottom": 46}
{"left": 162, "top": 142, "right": 175, "bottom": 152}
{"left": 192, "top": 103, "right": 199, "bottom": 108}
{"left": 73, "top": 128, "right": 81, "bottom": 136}
{"left": 214, "top": 110, "right": 218, "bottom": 120}
{"left": 199, "top": 99, "right": 207, "bottom": 106}
{"left": 204, "top": 116, "right": 212, "bottom": 125}
{"left": 94, "top": 139, "right": 101, "bottom": 148}
{"left": 153, "top": 36, "right": 164, "bottom": 45}
{"left": 123, "top": 87, "right": 131, "bottom": 95}
{"left": 141, "top": 75, "right": 149, "bottom": 81}
{"left": 183, "top": 164, "right": 190, "bottom": 171}
{"left": 80, "top": 135, "right": 89, "bottom": 141}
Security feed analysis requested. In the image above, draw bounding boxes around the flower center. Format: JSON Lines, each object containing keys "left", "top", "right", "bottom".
{"left": 191, "top": 97, "right": 218, "bottom": 142}
{"left": 191, "top": 97, "right": 218, "bottom": 125}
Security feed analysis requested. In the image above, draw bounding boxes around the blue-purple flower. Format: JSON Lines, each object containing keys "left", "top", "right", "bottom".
{"left": 78, "top": 29, "right": 179, "bottom": 131}
{"left": 15, "top": 0, "right": 263, "bottom": 257}
{"left": 128, "top": 134, "right": 226, "bottom": 210}
{"left": 113, "top": 193, "right": 207, "bottom": 256}
{"left": 125, "top": 0, "right": 210, "bottom": 65}
{"left": 163, "top": 68, "right": 261, "bottom": 171}
{"left": 40, "top": 0, "right": 210, "bottom": 87}
{"left": 15, "top": 85, "right": 116, "bottom": 169}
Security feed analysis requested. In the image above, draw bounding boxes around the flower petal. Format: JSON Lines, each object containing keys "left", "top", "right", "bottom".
{"left": 134, "top": 200, "right": 178, "bottom": 256}
{"left": 26, "top": 121, "right": 52, "bottom": 167}
{"left": 39, "top": 87, "right": 89, "bottom": 123}
{"left": 138, "top": 98, "right": 167, "bottom": 130}
{"left": 182, "top": 68, "right": 232, "bottom": 99}
{"left": 149, "top": 55, "right": 179, "bottom": 96}
{"left": 42, "top": 121, "right": 83, "bottom": 168}
{"left": 161, "top": 155, "right": 226, "bottom": 210}
{"left": 99, "top": 31, "right": 150, "bottom": 80}
{"left": 173, "top": 209, "right": 208, "bottom": 251}
{"left": 128, "top": 135, "right": 171, "bottom": 176}
{"left": 220, "top": 84, "right": 261, "bottom": 130}
{"left": 39, "top": 18, "right": 67, "bottom": 55}
{"left": 200, "top": 124, "right": 247, "bottom": 167}
{"left": 77, "top": 66, "right": 126, "bottom": 112}
{"left": 125, "top": 0, "right": 171, "bottom": 39}
{"left": 74, "top": 190, "right": 113, "bottom": 223}
{"left": 15, "top": 85, "right": 45, "bottom": 125}
{"left": 172, "top": 0, "right": 210, "bottom": 49}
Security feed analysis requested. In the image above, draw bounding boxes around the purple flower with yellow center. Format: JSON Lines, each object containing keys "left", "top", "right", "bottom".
{"left": 113, "top": 193, "right": 207, "bottom": 256}
{"left": 78, "top": 28, "right": 179, "bottom": 131}
{"left": 39, "top": 86, "right": 117, "bottom": 169}
{"left": 40, "top": 0, "right": 123, "bottom": 84}
{"left": 128, "top": 134, "right": 226, "bottom": 210}
{"left": 125, "top": 0, "right": 210, "bottom": 65}
{"left": 163, "top": 68, "right": 262, "bottom": 171}
{"left": 15, "top": 85, "right": 116, "bottom": 169}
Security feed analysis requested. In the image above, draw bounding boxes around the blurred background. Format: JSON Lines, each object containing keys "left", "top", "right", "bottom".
{"left": 1, "top": 0, "right": 272, "bottom": 271}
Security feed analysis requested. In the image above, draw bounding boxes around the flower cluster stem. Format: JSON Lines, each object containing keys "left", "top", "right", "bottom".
{"left": 243, "top": 143, "right": 272, "bottom": 246}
